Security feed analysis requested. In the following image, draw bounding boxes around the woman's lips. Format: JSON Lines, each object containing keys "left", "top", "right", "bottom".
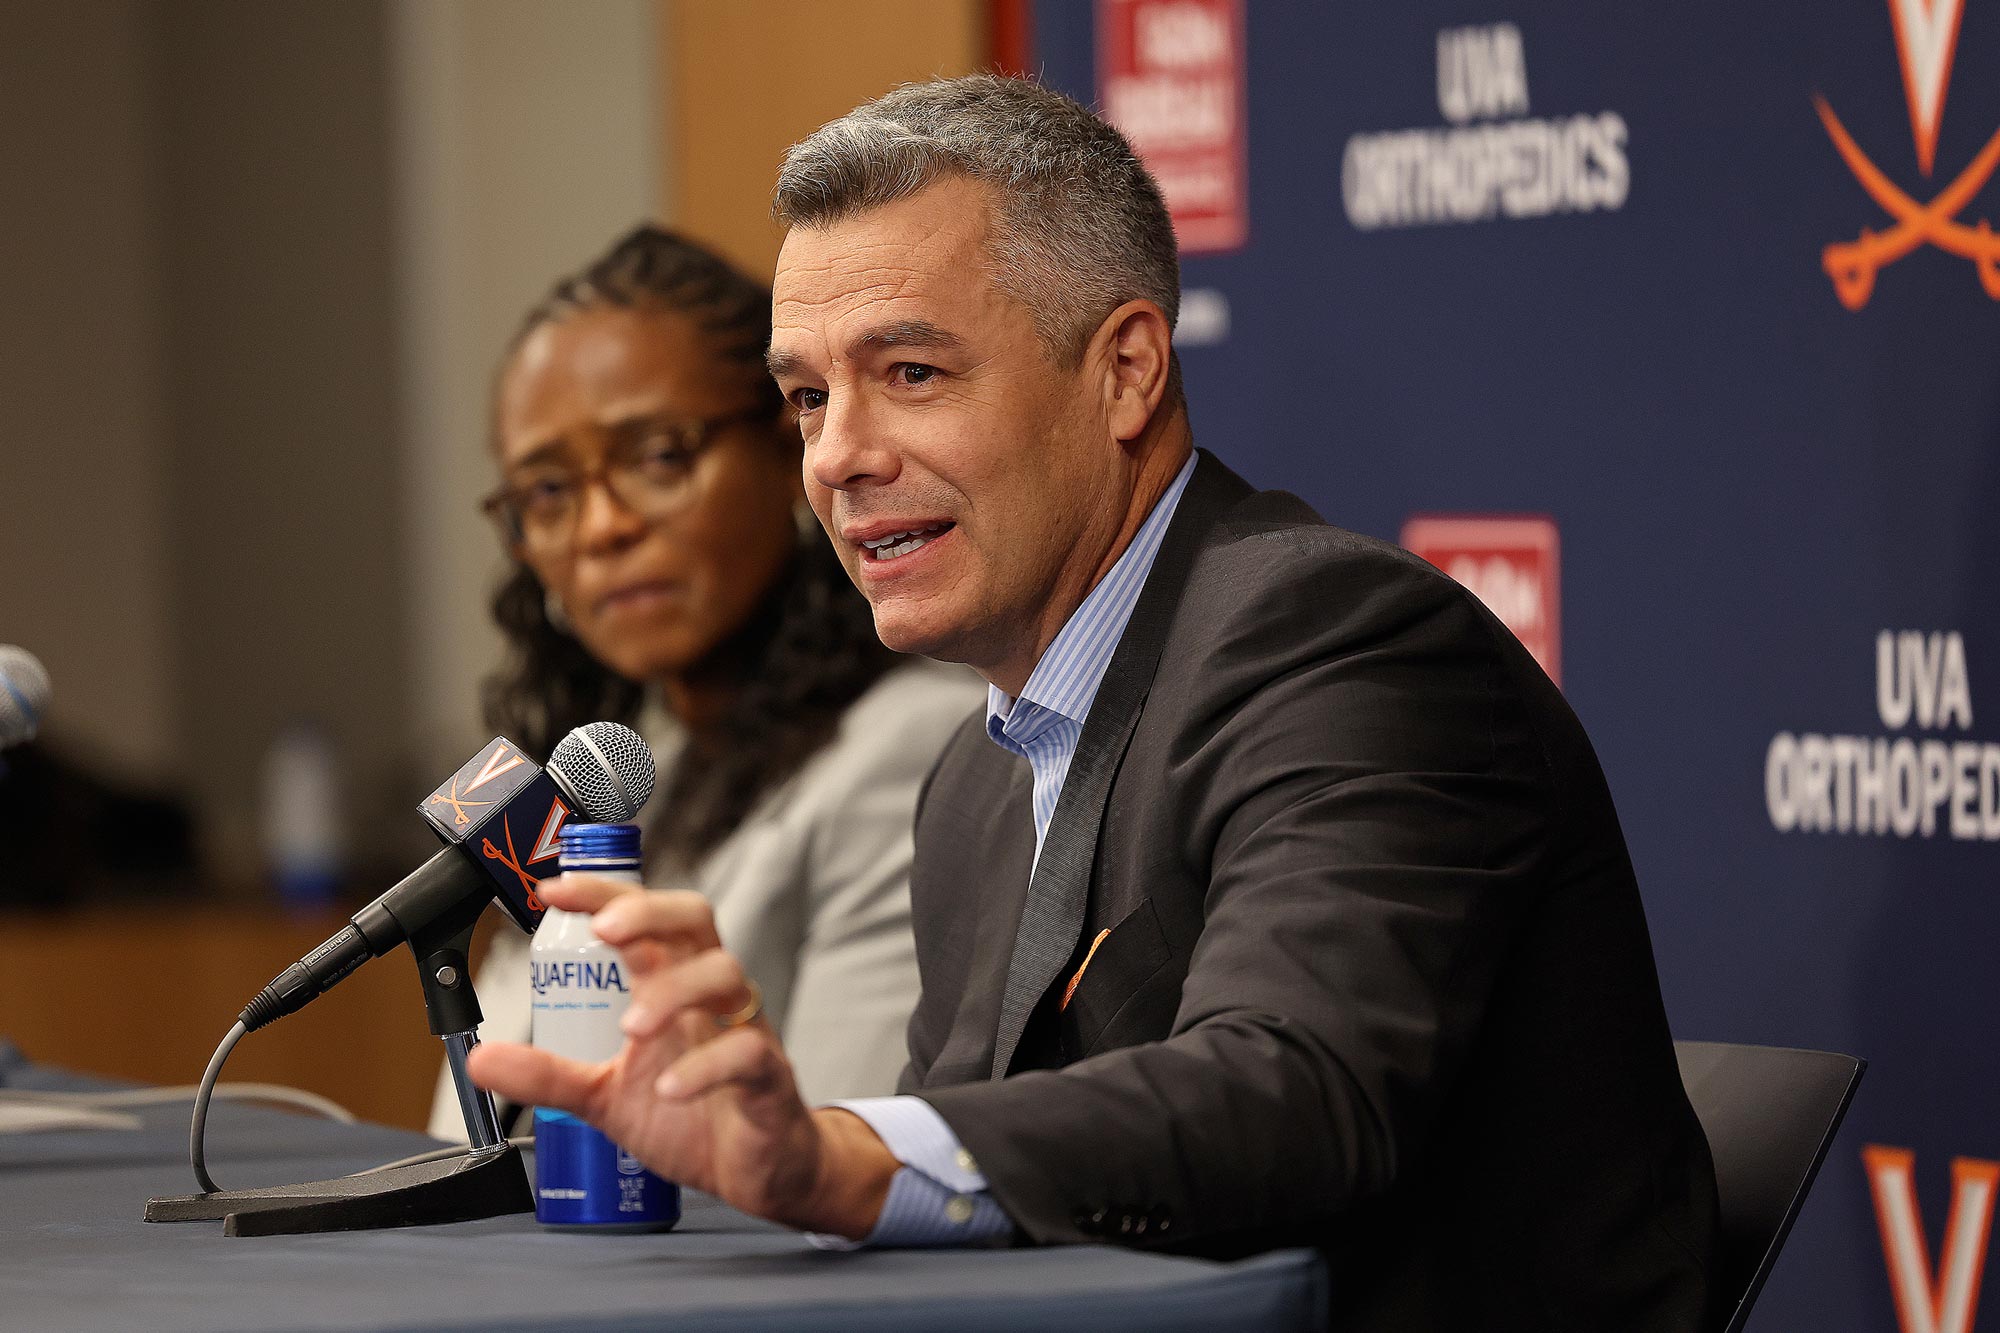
{"left": 596, "top": 579, "right": 683, "bottom": 616}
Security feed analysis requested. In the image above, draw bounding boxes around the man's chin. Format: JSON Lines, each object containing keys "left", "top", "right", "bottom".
{"left": 868, "top": 604, "right": 970, "bottom": 664}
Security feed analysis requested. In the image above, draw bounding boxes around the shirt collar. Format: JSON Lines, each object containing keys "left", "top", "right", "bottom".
{"left": 986, "top": 451, "right": 1198, "bottom": 742}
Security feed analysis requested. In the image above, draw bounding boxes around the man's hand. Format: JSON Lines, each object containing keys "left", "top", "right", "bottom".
{"left": 466, "top": 873, "right": 900, "bottom": 1238}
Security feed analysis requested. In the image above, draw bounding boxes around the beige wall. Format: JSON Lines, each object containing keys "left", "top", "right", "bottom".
{"left": 0, "top": 1, "right": 421, "bottom": 877}
{"left": 663, "top": 0, "right": 989, "bottom": 278}
{"left": 153, "top": 0, "right": 413, "bottom": 879}
{"left": 389, "top": 0, "right": 662, "bottom": 784}
{"left": 0, "top": 2, "right": 661, "bottom": 885}
{"left": 0, "top": 0, "right": 983, "bottom": 884}
{"left": 0, "top": 1, "right": 175, "bottom": 780}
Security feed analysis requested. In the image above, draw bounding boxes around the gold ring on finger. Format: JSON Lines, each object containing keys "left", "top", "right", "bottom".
{"left": 714, "top": 980, "right": 763, "bottom": 1030}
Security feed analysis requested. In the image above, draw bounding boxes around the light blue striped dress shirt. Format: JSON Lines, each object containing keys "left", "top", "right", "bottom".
{"left": 813, "top": 451, "right": 1198, "bottom": 1250}
{"left": 987, "top": 451, "right": 1199, "bottom": 860}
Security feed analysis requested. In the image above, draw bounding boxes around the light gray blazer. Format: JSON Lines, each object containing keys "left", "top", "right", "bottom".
{"left": 428, "top": 657, "right": 983, "bottom": 1139}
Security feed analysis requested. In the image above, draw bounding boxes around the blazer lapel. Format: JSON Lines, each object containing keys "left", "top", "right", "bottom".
{"left": 988, "top": 451, "right": 1252, "bottom": 1077}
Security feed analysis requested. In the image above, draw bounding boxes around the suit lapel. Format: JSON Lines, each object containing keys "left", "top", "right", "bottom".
{"left": 913, "top": 741, "right": 1036, "bottom": 1086}
{"left": 988, "top": 452, "right": 1252, "bottom": 1077}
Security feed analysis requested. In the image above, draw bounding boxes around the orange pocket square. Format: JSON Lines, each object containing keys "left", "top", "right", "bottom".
{"left": 1061, "top": 929, "right": 1113, "bottom": 1011}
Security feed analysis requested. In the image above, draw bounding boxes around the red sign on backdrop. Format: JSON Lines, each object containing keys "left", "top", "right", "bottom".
{"left": 1097, "top": 0, "right": 1248, "bottom": 254}
{"left": 1401, "top": 515, "right": 1562, "bottom": 687}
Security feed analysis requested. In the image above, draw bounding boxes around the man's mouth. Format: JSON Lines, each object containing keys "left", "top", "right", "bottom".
{"left": 860, "top": 522, "right": 955, "bottom": 561}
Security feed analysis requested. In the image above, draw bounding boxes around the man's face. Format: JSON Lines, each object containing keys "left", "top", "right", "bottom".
{"left": 770, "top": 177, "right": 1123, "bottom": 677}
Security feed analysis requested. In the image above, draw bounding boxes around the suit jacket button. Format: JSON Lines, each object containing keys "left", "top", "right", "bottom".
{"left": 946, "top": 1195, "right": 975, "bottom": 1225}
{"left": 1150, "top": 1204, "right": 1173, "bottom": 1233}
{"left": 1117, "top": 1212, "right": 1137, "bottom": 1235}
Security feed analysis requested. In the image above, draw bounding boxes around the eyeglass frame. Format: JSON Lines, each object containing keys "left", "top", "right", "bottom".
{"left": 479, "top": 405, "right": 772, "bottom": 553}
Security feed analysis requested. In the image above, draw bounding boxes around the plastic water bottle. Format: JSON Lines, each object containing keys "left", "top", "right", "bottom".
{"left": 529, "top": 822, "right": 680, "bottom": 1231}
{"left": 259, "top": 720, "right": 344, "bottom": 913}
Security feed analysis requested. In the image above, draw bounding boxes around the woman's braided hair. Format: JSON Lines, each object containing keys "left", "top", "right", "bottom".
{"left": 484, "top": 224, "right": 897, "bottom": 865}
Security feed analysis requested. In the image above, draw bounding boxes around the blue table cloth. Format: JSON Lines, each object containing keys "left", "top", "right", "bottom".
{"left": 0, "top": 1045, "right": 1326, "bottom": 1332}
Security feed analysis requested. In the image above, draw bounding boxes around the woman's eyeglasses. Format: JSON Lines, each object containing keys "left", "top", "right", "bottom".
{"left": 481, "top": 407, "right": 767, "bottom": 554}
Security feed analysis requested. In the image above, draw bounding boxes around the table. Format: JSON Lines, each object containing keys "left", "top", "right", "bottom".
{"left": 0, "top": 1048, "right": 1327, "bottom": 1331}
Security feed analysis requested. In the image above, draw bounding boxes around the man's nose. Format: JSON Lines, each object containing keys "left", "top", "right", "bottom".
{"left": 808, "top": 393, "right": 901, "bottom": 492}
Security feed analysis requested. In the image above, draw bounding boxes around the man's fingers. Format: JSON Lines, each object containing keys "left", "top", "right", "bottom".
{"left": 622, "top": 947, "right": 755, "bottom": 1039}
{"left": 590, "top": 889, "right": 722, "bottom": 956}
{"left": 465, "top": 1041, "right": 600, "bottom": 1119}
{"left": 656, "top": 1025, "right": 789, "bottom": 1103}
{"left": 538, "top": 872, "right": 643, "bottom": 915}
{"left": 617, "top": 937, "right": 673, "bottom": 978}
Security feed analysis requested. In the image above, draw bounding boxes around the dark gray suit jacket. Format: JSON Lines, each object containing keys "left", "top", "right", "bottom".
{"left": 900, "top": 452, "right": 1717, "bottom": 1331}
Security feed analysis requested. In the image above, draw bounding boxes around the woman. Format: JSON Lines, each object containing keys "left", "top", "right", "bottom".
{"left": 428, "top": 225, "right": 980, "bottom": 1138}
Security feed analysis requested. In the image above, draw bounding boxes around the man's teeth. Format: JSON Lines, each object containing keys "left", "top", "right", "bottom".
{"left": 862, "top": 523, "right": 949, "bottom": 560}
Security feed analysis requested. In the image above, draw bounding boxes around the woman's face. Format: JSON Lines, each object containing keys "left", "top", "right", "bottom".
{"left": 495, "top": 305, "right": 801, "bottom": 686}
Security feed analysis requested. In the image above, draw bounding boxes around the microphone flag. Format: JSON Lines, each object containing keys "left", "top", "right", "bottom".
{"left": 418, "top": 737, "right": 574, "bottom": 933}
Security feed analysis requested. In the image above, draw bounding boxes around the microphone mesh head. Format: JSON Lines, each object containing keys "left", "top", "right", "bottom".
{"left": 0, "top": 646, "right": 51, "bottom": 748}
{"left": 548, "top": 721, "right": 656, "bottom": 822}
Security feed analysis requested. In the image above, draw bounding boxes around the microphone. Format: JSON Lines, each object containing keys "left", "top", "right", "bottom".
{"left": 239, "top": 722, "right": 655, "bottom": 1033}
{"left": 0, "top": 646, "right": 51, "bottom": 749}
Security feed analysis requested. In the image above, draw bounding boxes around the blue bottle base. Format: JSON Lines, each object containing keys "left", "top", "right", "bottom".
{"left": 532, "top": 1108, "right": 680, "bottom": 1232}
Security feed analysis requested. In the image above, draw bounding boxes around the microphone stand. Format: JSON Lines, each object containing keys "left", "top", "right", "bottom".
{"left": 145, "top": 905, "right": 533, "bottom": 1236}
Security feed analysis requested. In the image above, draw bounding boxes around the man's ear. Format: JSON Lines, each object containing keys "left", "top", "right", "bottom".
{"left": 1096, "top": 300, "right": 1174, "bottom": 443}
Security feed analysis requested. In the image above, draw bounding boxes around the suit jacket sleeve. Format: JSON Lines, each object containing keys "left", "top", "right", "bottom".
{"left": 916, "top": 541, "right": 1558, "bottom": 1247}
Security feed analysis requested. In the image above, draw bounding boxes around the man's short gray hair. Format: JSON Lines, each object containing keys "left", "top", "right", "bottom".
{"left": 774, "top": 75, "right": 1180, "bottom": 365}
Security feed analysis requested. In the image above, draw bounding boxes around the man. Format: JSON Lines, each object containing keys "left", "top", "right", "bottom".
{"left": 471, "top": 75, "right": 1717, "bottom": 1330}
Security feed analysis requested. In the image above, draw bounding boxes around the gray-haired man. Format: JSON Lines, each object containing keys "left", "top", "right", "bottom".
{"left": 473, "top": 76, "right": 1717, "bottom": 1331}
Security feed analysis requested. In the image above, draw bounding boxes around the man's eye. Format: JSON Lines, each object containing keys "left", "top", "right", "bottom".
{"left": 894, "top": 363, "right": 937, "bottom": 386}
{"left": 791, "top": 387, "right": 827, "bottom": 413}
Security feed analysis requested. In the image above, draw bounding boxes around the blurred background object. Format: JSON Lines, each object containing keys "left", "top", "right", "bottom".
{"left": 0, "top": 741, "right": 200, "bottom": 908}
{"left": 0, "top": 0, "right": 1018, "bottom": 1129}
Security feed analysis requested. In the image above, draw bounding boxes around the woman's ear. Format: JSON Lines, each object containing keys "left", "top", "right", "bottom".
{"left": 1097, "top": 300, "right": 1174, "bottom": 444}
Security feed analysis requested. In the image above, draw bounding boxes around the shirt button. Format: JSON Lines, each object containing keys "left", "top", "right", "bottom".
{"left": 946, "top": 1195, "right": 976, "bottom": 1225}
{"left": 954, "top": 1148, "right": 979, "bottom": 1175}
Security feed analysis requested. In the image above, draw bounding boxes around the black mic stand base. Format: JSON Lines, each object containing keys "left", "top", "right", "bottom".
{"left": 144, "top": 1141, "right": 531, "bottom": 1236}
{"left": 146, "top": 911, "right": 536, "bottom": 1236}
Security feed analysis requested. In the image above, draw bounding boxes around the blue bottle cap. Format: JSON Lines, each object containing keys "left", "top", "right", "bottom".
{"left": 559, "top": 822, "right": 642, "bottom": 869}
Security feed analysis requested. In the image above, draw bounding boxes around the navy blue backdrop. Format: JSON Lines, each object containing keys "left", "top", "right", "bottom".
{"left": 1034, "top": 3, "right": 2000, "bottom": 1329}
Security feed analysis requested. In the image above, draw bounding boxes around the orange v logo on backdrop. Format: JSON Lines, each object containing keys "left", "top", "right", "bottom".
{"left": 1863, "top": 1145, "right": 2000, "bottom": 1333}
{"left": 1817, "top": 0, "right": 2000, "bottom": 308}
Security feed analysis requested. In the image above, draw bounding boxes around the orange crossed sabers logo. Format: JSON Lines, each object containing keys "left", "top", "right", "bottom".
{"left": 1815, "top": 95, "right": 2000, "bottom": 310}
{"left": 481, "top": 816, "right": 544, "bottom": 910}
{"left": 427, "top": 775, "right": 495, "bottom": 828}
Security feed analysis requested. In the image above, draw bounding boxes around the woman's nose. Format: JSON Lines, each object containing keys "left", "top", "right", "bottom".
{"left": 573, "top": 473, "right": 650, "bottom": 554}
